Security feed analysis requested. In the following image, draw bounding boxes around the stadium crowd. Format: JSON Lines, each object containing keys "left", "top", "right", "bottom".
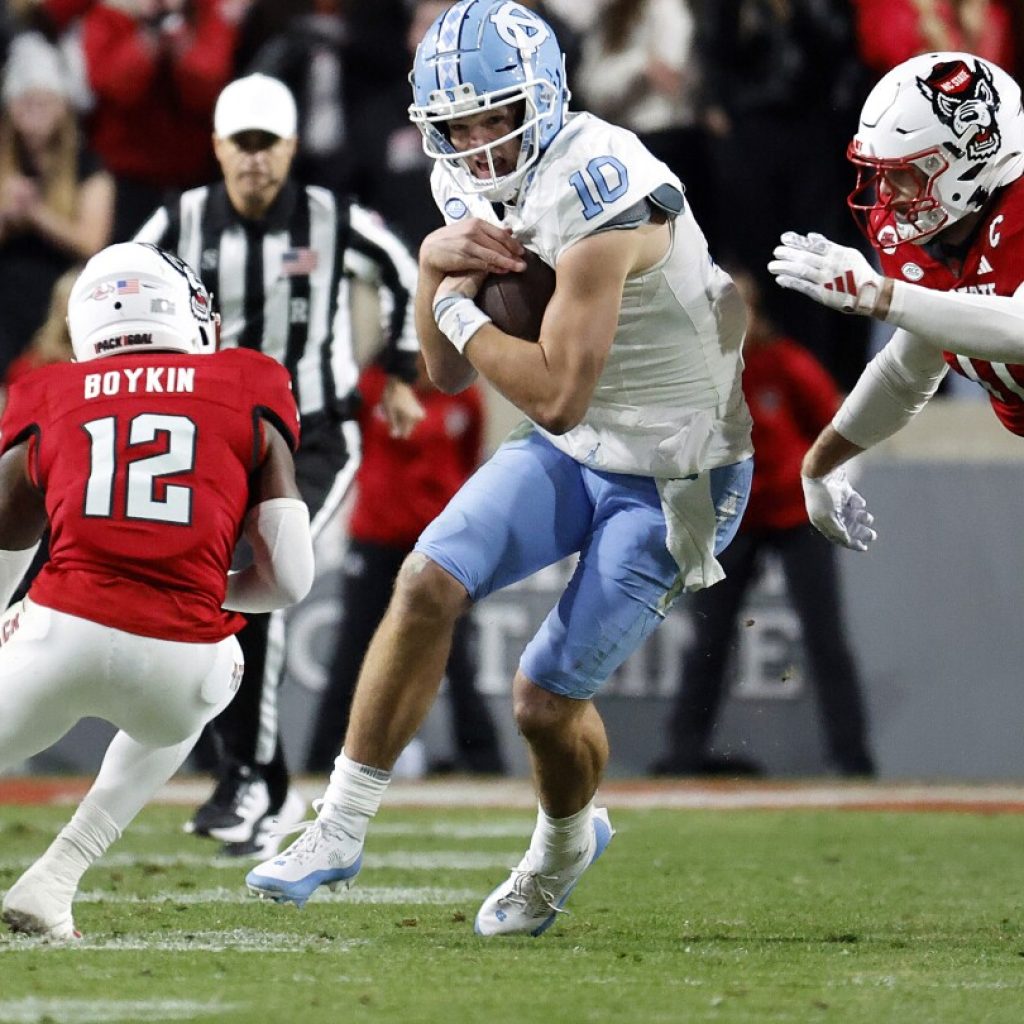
{"left": 2, "top": 0, "right": 1019, "bottom": 392}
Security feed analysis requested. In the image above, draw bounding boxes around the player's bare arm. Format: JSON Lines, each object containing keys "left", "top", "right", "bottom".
{"left": 0, "top": 441, "right": 46, "bottom": 550}
{"left": 434, "top": 222, "right": 664, "bottom": 434}
{"left": 415, "top": 219, "right": 527, "bottom": 393}
{"left": 419, "top": 217, "right": 527, "bottom": 277}
{"left": 250, "top": 419, "right": 303, "bottom": 505}
{"left": 802, "top": 426, "right": 865, "bottom": 480}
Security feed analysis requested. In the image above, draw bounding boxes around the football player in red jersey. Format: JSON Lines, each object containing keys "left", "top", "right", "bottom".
{"left": 766, "top": 52, "right": 1024, "bottom": 548}
{"left": 0, "top": 242, "right": 314, "bottom": 941}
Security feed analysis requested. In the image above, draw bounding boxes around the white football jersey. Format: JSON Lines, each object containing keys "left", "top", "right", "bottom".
{"left": 432, "top": 111, "right": 753, "bottom": 480}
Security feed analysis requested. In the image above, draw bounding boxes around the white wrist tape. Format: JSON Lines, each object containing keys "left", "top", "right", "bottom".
{"left": 433, "top": 295, "right": 491, "bottom": 355}
{"left": 223, "top": 497, "right": 314, "bottom": 613}
{"left": 0, "top": 543, "right": 38, "bottom": 610}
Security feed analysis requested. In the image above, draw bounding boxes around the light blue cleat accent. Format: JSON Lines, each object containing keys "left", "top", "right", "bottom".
{"left": 245, "top": 801, "right": 363, "bottom": 908}
{"left": 474, "top": 807, "right": 614, "bottom": 937}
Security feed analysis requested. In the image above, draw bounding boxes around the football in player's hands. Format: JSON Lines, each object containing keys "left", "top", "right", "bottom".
{"left": 476, "top": 250, "right": 556, "bottom": 342}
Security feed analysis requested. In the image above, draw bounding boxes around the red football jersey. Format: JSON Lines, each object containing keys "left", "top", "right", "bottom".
{"left": 0, "top": 348, "right": 299, "bottom": 642}
{"left": 876, "top": 175, "right": 1024, "bottom": 435}
{"left": 348, "top": 365, "right": 483, "bottom": 548}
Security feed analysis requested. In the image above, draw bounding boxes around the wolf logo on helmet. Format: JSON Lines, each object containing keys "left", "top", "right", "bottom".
{"left": 916, "top": 58, "right": 1001, "bottom": 161}
{"left": 846, "top": 51, "right": 1024, "bottom": 249}
{"left": 146, "top": 244, "right": 215, "bottom": 325}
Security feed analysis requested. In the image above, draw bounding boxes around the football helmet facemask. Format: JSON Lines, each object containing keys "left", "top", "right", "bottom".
{"left": 68, "top": 243, "right": 219, "bottom": 362}
{"left": 408, "top": 0, "right": 568, "bottom": 202}
{"left": 848, "top": 52, "right": 1024, "bottom": 249}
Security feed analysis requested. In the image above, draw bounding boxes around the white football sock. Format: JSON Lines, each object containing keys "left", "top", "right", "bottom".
{"left": 38, "top": 799, "right": 121, "bottom": 888}
{"left": 321, "top": 749, "right": 391, "bottom": 842}
{"left": 530, "top": 797, "right": 595, "bottom": 868}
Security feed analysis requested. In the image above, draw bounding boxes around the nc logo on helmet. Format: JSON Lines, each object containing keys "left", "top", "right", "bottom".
{"left": 490, "top": 2, "right": 549, "bottom": 55}
{"left": 917, "top": 59, "right": 1002, "bottom": 161}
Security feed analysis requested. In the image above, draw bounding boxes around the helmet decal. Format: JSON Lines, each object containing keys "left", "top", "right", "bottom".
{"left": 144, "top": 243, "right": 214, "bottom": 324}
{"left": 490, "top": 2, "right": 550, "bottom": 54}
{"left": 917, "top": 59, "right": 1001, "bottom": 161}
{"left": 68, "top": 242, "right": 217, "bottom": 361}
{"left": 434, "top": 3, "right": 470, "bottom": 94}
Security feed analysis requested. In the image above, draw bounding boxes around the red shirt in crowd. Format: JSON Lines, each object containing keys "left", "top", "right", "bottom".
{"left": 349, "top": 365, "right": 483, "bottom": 549}
{"left": 82, "top": 1, "right": 240, "bottom": 188}
{"left": 0, "top": 348, "right": 298, "bottom": 641}
{"left": 741, "top": 337, "right": 841, "bottom": 533}
{"left": 852, "top": 0, "right": 1015, "bottom": 76}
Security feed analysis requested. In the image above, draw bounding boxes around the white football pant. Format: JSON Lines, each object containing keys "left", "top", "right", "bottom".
{"left": 0, "top": 597, "right": 242, "bottom": 830}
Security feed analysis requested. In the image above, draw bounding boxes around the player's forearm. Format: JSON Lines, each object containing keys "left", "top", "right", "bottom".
{"left": 885, "top": 280, "right": 1024, "bottom": 363}
{"left": 828, "top": 329, "right": 946, "bottom": 450}
{"left": 802, "top": 425, "right": 864, "bottom": 479}
{"left": 223, "top": 498, "right": 313, "bottom": 613}
{"left": 415, "top": 270, "right": 477, "bottom": 393}
{"left": 463, "top": 325, "right": 597, "bottom": 434}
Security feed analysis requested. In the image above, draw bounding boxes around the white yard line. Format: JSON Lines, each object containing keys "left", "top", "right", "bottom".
{"left": 70, "top": 886, "right": 481, "bottom": 905}
{"left": 0, "top": 850, "right": 512, "bottom": 872}
{"left": 0, "top": 930, "right": 369, "bottom": 954}
{"left": 0, "top": 999, "right": 239, "bottom": 1022}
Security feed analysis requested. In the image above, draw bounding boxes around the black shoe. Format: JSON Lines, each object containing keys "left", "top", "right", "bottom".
{"left": 219, "top": 788, "right": 307, "bottom": 859}
{"left": 648, "top": 753, "right": 764, "bottom": 778}
{"left": 186, "top": 763, "right": 268, "bottom": 841}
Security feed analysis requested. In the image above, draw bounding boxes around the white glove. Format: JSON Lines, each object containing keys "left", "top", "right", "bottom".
{"left": 801, "top": 468, "right": 877, "bottom": 552}
{"left": 768, "top": 232, "right": 886, "bottom": 316}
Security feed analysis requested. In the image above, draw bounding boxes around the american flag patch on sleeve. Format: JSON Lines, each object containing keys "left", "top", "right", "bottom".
{"left": 280, "top": 248, "right": 319, "bottom": 276}
{"left": 116, "top": 279, "right": 140, "bottom": 294}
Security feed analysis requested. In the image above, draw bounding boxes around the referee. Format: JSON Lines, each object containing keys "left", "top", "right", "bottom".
{"left": 136, "top": 74, "right": 423, "bottom": 857}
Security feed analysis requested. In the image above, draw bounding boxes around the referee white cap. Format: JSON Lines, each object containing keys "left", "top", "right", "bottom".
{"left": 214, "top": 73, "right": 297, "bottom": 139}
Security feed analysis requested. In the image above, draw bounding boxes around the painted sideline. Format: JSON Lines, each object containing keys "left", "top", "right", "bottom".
{"left": 3, "top": 775, "right": 1024, "bottom": 812}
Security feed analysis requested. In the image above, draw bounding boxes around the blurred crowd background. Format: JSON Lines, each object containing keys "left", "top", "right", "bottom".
{"left": 2, "top": 0, "right": 1021, "bottom": 396}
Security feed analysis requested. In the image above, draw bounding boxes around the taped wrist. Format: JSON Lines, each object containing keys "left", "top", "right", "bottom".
{"left": 433, "top": 295, "right": 491, "bottom": 355}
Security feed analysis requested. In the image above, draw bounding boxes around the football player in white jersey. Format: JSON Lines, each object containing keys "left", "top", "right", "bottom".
{"left": 247, "top": 0, "right": 754, "bottom": 936}
{"left": 766, "top": 52, "right": 1024, "bottom": 550}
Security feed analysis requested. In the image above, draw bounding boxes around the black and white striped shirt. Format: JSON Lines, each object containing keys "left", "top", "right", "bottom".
{"left": 135, "top": 180, "right": 419, "bottom": 420}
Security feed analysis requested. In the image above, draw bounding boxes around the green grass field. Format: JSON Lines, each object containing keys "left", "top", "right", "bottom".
{"left": 2, "top": 795, "right": 1024, "bottom": 1024}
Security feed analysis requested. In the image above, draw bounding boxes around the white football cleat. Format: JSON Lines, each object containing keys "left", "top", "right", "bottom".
{"left": 474, "top": 807, "right": 614, "bottom": 937}
{"left": 2, "top": 863, "right": 81, "bottom": 942}
{"left": 245, "top": 801, "right": 363, "bottom": 908}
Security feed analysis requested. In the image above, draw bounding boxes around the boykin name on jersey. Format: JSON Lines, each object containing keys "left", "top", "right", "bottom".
{"left": 84, "top": 365, "right": 195, "bottom": 398}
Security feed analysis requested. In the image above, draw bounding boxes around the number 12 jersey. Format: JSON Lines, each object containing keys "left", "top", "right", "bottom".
{"left": 0, "top": 348, "right": 299, "bottom": 641}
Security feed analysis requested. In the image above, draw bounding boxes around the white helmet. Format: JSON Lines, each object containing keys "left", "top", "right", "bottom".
{"left": 848, "top": 52, "right": 1024, "bottom": 248}
{"left": 68, "top": 242, "right": 218, "bottom": 362}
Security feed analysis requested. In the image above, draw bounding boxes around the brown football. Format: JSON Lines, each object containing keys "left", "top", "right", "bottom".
{"left": 476, "top": 250, "right": 556, "bottom": 342}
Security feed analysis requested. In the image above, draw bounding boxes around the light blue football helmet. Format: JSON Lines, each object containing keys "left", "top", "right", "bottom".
{"left": 409, "top": 0, "right": 568, "bottom": 201}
